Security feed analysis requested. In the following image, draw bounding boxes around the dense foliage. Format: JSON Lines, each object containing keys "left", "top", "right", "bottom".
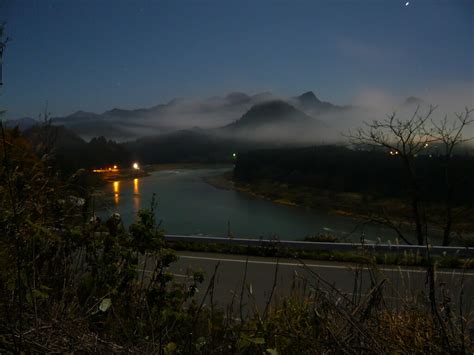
{"left": 24, "top": 125, "right": 132, "bottom": 173}
{"left": 234, "top": 145, "right": 474, "bottom": 204}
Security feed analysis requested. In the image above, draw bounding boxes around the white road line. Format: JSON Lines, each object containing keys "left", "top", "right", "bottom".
{"left": 178, "top": 255, "right": 474, "bottom": 276}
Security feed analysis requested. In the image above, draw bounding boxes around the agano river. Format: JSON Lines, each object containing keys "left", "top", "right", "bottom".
{"left": 102, "top": 167, "right": 402, "bottom": 242}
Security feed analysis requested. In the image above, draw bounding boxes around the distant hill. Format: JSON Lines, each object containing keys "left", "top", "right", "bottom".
{"left": 57, "top": 110, "right": 101, "bottom": 122}
{"left": 125, "top": 129, "right": 236, "bottom": 163}
{"left": 293, "top": 91, "right": 346, "bottom": 113}
{"left": 124, "top": 127, "right": 302, "bottom": 164}
{"left": 297, "top": 91, "right": 321, "bottom": 108}
{"left": 224, "top": 100, "right": 314, "bottom": 131}
{"left": 24, "top": 125, "right": 131, "bottom": 172}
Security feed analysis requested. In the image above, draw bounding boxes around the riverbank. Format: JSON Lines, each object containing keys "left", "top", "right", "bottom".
{"left": 96, "top": 163, "right": 231, "bottom": 183}
{"left": 204, "top": 171, "right": 401, "bottom": 218}
{"left": 204, "top": 172, "right": 474, "bottom": 245}
{"left": 147, "top": 162, "right": 232, "bottom": 172}
{"left": 101, "top": 170, "right": 149, "bottom": 182}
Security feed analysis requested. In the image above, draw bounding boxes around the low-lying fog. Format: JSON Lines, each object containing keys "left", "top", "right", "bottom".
{"left": 13, "top": 81, "right": 474, "bottom": 144}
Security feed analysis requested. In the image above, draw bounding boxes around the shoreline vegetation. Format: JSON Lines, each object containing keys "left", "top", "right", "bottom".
{"left": 204, "top": 171, "right": 474, "bottom": 244}
{"left": 147, "top": 162, "right": 232, "bottom": 172}
{"left": 102, "top": 169, "right": 149, "bottom": 182}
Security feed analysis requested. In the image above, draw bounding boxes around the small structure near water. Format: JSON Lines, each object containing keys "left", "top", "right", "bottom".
{"left": 92, "top": 162, "right": 148, "bottom": 182}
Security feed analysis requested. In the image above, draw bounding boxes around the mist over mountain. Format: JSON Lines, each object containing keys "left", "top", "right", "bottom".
{"left": 37, "top": 91, "right": 343, "bottom": 141}
{"left": 9, "top": 88, "right": 466, "bottom": 146}
{"left": 46, "top": 91, "right": 284, "bottom": 140}
{"left": 11, "top": 87, "right": 472, "bottom": 168}
{"left": 217, "top": 100, "right": 329, "bottom": 144}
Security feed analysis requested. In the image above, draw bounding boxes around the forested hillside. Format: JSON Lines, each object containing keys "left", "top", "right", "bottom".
{"left": 234, "top": 145, "right": 474, "bottom": 204}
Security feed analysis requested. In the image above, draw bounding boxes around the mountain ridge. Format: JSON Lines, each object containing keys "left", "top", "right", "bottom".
{"left": 9, "top": 92, "right": 423, "bottom": 141}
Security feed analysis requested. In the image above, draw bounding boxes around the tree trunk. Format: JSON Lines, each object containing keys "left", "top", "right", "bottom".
{"left": 403, "top": 156, "right": 425, "bottom": 245}
{"left": 411, "top": 195, "right": 425, "bottom": 245}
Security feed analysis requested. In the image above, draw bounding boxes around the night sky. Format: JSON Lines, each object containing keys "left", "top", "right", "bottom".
{"left": 1, "top": 0, "right": 473, "bottom": 119}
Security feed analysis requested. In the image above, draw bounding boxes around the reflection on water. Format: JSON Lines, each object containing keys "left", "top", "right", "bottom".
{"left": 102, "top": 168, "right": 406, "bottom": 242}
{"left": 133, "top": 178, "right": 140, "bottom": 211}
{"left": 113, "top": 181, "right": 120, "bottom": 205}
{"left": 113, "top": 179, "right": 140, "bottom": 209}
{"left": 133, "top": 178, "right": 139, "bottom": 194}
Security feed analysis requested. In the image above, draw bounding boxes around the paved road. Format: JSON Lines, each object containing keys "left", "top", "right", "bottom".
{"left": 145, "top": 251, "right": 474, "bottom": 315}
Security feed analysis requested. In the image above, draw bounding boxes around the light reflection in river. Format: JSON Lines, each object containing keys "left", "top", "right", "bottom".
{"left": 133, "top": 178, "right": 140, "bottom": 211}
{"left": 113, "top": 181, "right": 120, "bottom": 205}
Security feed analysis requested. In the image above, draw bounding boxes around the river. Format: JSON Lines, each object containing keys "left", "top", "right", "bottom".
{"left": 101, "top": 167, "right": 403, "bottom": 242}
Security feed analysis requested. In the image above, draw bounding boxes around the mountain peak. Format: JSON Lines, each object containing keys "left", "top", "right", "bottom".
{"left": 61, "top": 110, "right": 100, "bottom": 121}
{"left": 225, "top": 100, "right": 313, "bottom": 131}
{"left": 298, "top": 91, "right": 321, "bottom": 104}
{"left": 104, "top": 108, "right": 131, "bottom": 116}
{"left": 249, "top": 100, "right": 299, "bottom": 115}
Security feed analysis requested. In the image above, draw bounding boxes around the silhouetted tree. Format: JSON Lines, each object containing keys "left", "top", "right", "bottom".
{"left": 347, "top": 106, "right": 473, "bottom": 245}
{"left": 430, "top": 108, "right": 473, "bottom": 245}
{"left": 0, "top": 22, "right": 9, "bottom": 87}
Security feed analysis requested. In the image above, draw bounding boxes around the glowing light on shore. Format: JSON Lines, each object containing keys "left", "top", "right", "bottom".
{"left": 93, "top": 165, "right": 119, "bottom": 173}
{"left": 133, "top": 162, "right": 140, "bottom": 170}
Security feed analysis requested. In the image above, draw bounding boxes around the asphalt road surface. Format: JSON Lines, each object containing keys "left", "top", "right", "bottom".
{"left": 146, "top": 251, "right": 473, "bottom": 316}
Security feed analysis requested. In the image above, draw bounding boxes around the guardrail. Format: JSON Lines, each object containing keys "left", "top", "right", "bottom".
{"left": 164, "top": 234, "right": 474, "bottom": 257}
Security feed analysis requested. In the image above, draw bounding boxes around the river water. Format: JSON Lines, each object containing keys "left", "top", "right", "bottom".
{"left": 101, "top": 167, "right": 403, "bottom": 242}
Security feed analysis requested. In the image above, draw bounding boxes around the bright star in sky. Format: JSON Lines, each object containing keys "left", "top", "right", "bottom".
{"left": 405, "top": 2, "right": 410, "bottom": 6}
